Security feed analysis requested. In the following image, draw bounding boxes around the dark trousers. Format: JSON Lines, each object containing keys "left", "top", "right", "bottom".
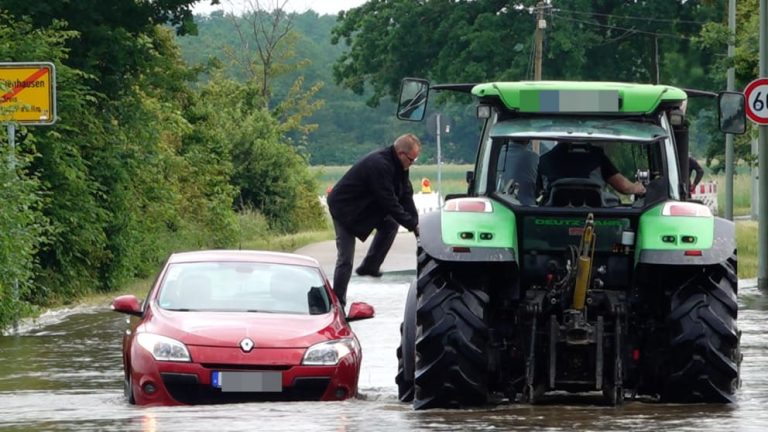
{"left": 332, "top": 216, "right": 399, "bottom": 308}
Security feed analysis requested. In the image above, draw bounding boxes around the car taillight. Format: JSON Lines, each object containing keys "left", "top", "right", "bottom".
{"left": 661, "top": 202, "right": 711, "bottom": 217}
{"left": 444, "top": 198, "right": 493, "bottom": 213}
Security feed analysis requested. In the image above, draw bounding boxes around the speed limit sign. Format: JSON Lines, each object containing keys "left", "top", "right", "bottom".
{"left": 744, "top": 78, "right": 768, "bottom": 125}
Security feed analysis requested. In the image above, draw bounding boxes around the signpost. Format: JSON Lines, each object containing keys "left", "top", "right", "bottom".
{"left": 1, "top": 62, "right": 57, "bottom": 331}
{"left": 751, "top": 0, "right": 768, "bottom": 292}
{"left": 426, "top": 112, "right": 452, "bottom": 206}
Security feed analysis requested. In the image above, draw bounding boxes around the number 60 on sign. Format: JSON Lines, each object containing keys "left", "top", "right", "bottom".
{"left": 745, "top": 77, "right": 768, "bottom": 125}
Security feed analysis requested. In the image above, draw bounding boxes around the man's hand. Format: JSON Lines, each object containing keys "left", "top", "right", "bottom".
{"left": 633, "top": 182, "right": 646, "bottom": 196}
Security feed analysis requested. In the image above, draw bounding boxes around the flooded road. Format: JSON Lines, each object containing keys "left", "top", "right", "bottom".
{"left": 1, "top": 272, "right": 768, "bottom": 432}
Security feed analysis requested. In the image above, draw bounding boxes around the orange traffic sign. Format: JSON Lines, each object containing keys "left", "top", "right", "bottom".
{"left": 0, "top": 62, "right": 57, "bottom": 125}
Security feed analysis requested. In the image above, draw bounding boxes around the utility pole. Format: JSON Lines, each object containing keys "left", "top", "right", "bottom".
{"left": 725, "top": 0, "right": 736, "bottom": 221}
{"left": 532, "top": 1, "right": 547, "bottom": 154}
{"left": 760, "top": 0, "right": 768, "bottom": 292}
{"left": 436, "top": 113, "right": 443, "bottom": 206}
{"left": 651, "top": 36, "right": 660, "bottom": 84}
{"left": 534, "top": 1, "right": 547, "bottom": 81}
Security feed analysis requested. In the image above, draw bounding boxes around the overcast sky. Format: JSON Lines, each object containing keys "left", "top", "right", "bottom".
{"left": 193, "top": 0, "right": 369, "bottom": 16}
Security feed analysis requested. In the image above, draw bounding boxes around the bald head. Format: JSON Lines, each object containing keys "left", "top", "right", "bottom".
{"left": 394, "top": 133, "right": 421, "bottom": 153}
{"left": 394, "top": 134, "right": 421, "bottom": 169}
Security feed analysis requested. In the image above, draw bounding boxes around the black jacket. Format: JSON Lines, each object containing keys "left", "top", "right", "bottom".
{"left": 689, "top": 156, "right": 704, "bottom": 187}
{"left": 327, "top": 146, "right": 418, "bottom": 240}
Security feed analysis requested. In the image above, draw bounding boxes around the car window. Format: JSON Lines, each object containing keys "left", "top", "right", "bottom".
{"left": 157, "top": 262, "right": 331, "bottom": 315}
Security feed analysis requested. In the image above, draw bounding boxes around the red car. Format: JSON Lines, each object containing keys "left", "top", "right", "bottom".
{"left": 111, "top": 250, "right": 374, "bottom": 406}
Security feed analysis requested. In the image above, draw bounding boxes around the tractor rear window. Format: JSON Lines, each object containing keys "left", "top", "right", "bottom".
{"left": 486, "top": 118, "right": 669, "bottom": 208}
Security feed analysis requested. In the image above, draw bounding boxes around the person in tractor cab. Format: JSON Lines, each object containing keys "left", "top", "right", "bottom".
{"left": 536, "top": 142, "right": 646, "bottom": 206}
{"left": 496, "top": 139, "right": 539, "bottom": 205}
{"left": 327, "top": 133, "right": 421, "bottom": 310}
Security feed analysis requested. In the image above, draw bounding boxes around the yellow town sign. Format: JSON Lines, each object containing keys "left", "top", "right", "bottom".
{"left": 0, "top": 62, "right": 57, "bottom": 125}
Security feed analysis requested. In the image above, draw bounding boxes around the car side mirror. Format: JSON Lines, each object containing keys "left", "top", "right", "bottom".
{"left": 111, "top": 295, "right": 143, "bottom": 317}
{"left": 346, "top": 301, "right": 375, "bottom": 322}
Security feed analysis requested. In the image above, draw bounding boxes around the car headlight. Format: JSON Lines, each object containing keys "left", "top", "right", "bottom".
{"left": 302, "top": 338, "right": 358, "bottom": 366}
{"left": 136, "top": 333, "right": 191, "bottom": 362}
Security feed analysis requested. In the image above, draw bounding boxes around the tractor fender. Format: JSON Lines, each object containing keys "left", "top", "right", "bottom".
{"left": 418, "top": 211, "right": 517, "bottom": 263}
{"left": 401, "top": 279, "right": 417, "bottom": 380}
{"left": 637, "top": 217, "right": 735, "bottom": 266}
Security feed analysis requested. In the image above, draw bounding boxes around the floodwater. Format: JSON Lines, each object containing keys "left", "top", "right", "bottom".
{"left": 1, "top": 273, "right": 767, "bottom": 432}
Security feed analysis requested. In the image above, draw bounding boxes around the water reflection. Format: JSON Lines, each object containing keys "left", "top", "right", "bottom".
{"left": 140, "top": 413, "right": 156, "bottom": 432}
{"left": 0, "top": 277, "right": 767, "bottom": 431}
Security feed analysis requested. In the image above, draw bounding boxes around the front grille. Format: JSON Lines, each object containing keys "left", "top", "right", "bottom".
{"left": 161, "top": 373, "right": 330, "bottom": 404}
{"left": 199, "top": 363, "right": 291, "bottom": 371}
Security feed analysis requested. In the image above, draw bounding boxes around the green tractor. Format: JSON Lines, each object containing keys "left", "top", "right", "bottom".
{"left": 394, "top": 79, "right": 746, "bottom": 409}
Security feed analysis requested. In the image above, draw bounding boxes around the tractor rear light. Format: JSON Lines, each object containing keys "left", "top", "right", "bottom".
{"left": 452, "top": 246, "right": 471, "bottom": 253}
{"left": 684, "top": 250, "right": 703, "bottom": 256}
{"left": 459, "top": 232, "right": 474, "bottom": 240}
{"left": 479, "top": 232, "right": 493, "bottom": 240}
{"left": 662, "top": 235, "right": 676, "bottom": 243}
{"left": 661, "top": 202, "right": 711, "bottom": 217}
{"left": 632, "top": 349, "right": 640, "bottom": 362}
{"left": 681, "top": 235, "right": 696, "bottom": 244}
{"left": 444, "top": 198, "right": 493, "bottom": 213}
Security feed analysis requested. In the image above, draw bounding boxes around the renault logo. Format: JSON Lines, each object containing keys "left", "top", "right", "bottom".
{"left": 240, "top": 338, "right": 255, "bottom": 352}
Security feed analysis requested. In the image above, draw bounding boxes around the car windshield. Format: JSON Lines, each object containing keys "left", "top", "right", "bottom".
{"left": 157, "top": 262, "right": 331, "bottom": 315}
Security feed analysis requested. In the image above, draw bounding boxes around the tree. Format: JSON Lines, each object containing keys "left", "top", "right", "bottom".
{"left": 0, "top": 14, "right": 66, "bottom": 322}
{"left": 0, "top": 0, "right": 220, "bottom": 97}
{"left": 332, "top": 0, "right": 725, "bottom": 101}
{"left": 696, "top": 0, "right": 757, "bottom": 170}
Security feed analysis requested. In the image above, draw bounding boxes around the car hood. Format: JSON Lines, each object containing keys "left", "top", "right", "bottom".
{"left": 143, "top": 307, "right": 348, "bottom": 349}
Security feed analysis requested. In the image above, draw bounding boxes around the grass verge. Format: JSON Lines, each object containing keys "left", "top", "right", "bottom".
{"left": 736, "top": 220, "right": 758, "bottom": 279}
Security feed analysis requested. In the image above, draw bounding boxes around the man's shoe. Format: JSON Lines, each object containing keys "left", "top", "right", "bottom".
{"left": 355, "top": 266, "right": 383, "bottom": 277}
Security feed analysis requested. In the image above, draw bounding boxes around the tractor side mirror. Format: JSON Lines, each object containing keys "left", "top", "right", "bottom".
{"left": 718, "top": 91, "right": 746, "bottom": 134}
{"left": 397, "top": 78, "right": 430, "bottom": 121}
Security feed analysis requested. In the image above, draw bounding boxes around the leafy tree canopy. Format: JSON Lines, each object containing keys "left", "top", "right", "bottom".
{"left": 332, "top": 0, "right": 724, "bottom": 104}
{"left": 0, "top": 0, "right": 220, "bottom": 96}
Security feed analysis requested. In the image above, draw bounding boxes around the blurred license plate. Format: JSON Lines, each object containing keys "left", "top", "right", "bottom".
{"left": 211, "top": 371, "right": 283, "bottom": 392}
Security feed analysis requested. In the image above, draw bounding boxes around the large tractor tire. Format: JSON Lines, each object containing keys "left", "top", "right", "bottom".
{"left": 662, "top": 255, "right": 740, "bottom": 403}
{"left": 396, "top": 281, "right": 418, "bottom": 402}
{"left": 413, "top": 250, "right": 491, "bottom": 410}
{"left": 396, "top": 322, "right": 415, "bottom": 401}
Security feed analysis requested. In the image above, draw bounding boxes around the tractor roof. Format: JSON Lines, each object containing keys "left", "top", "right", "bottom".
{"left": 471, "top": 81, "right": 687, "bottom": 115}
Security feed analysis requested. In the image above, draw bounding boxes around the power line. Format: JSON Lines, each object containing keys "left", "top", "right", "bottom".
{"left": 551, "top": 13, "right": 695, "bottom": 41}
{"left": 553, "top": 7, "right": 709, "bottom": 26}
{"left": 526, "top": 33, "right": 535, "bottom": 80}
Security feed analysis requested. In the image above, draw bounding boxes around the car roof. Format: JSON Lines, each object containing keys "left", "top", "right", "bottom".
{"left": 167, "top": 250, "right": 321, "bottom": 268}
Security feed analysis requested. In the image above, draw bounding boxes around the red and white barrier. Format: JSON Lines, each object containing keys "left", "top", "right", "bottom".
{"left": 690, "top": 181, "right": 718, "bottom": 215}
{"left": 398, "top": 192, "right": 441, "bottom": 232}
